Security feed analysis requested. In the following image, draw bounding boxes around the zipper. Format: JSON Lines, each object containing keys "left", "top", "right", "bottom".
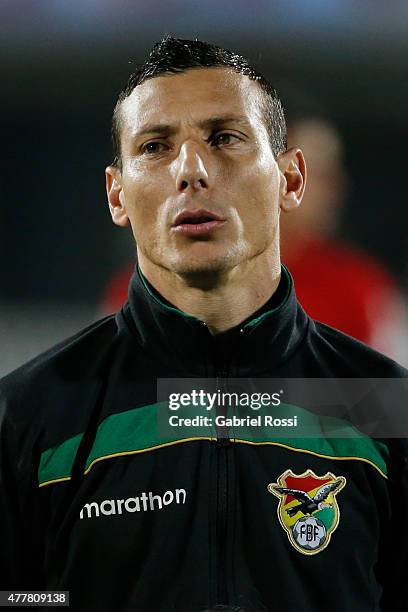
{"left": 214, "top": 367, "right": 231, "bottom": 605}
{"left": 216, "top": 436, "right": 230, "bottom": 604}
{"left": 215, "top": 369, "right": 229, "bottom": 441}
{"left": 211, "top": 328, "right": 245, "bottom": 606}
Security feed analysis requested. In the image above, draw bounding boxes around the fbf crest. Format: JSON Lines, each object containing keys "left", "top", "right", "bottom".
{"left": 268, "top": 469, "right": 346, "bottom": 555}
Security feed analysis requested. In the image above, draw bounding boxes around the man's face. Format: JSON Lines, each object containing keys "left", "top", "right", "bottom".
{"left": 108, "top": 68, "right": 286, "bottom": 279}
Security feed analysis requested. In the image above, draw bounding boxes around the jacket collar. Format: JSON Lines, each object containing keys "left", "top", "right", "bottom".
{"left": 117, "top": 263, "right": 309, "bottom": 376}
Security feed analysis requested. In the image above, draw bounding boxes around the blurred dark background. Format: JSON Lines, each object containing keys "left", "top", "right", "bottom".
{"left": 1, "top": 0, "right": 408, "bottom": 374}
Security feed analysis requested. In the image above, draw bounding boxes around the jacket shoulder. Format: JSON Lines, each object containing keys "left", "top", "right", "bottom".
{"left": 311, "top": 319, "right": 408, "bottom": 378}
{"left": 0, "top": 314, "right": 119, "bottom": 413}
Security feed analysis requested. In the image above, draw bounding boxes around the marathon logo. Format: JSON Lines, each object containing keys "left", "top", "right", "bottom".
{"left": 79, "top": 488, "right": 187, "bottom": 519}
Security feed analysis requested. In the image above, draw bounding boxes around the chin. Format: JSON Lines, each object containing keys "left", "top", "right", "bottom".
{"left": 168, "top": 244, "right": 248, "bottom": 287}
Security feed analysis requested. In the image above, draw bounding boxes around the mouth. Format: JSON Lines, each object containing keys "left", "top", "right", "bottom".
{"left": 171, "top": 209, "right": 226, "bottom": 237}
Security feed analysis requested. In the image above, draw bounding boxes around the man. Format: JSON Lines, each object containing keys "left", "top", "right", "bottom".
{"left": 0, "top": 36, "right": 407, "bottom": 612}
{"left": 100, "top": 94, "right": 408, "bottom": 366}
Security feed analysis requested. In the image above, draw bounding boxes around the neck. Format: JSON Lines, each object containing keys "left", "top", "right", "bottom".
{"left": 137, "top": 250, "right": 281, "bottom": 334}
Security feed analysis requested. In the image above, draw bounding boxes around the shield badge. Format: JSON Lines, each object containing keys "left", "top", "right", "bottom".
{"left": 268, "top": 469, "right": 346, "bottom": 555}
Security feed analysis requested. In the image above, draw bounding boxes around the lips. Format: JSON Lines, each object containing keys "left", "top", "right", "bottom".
{"left": 171, "top": 209, "right": 226, "bottom": 237}
{"left": 172, "top": 209, "right": 224, "bottom": 227}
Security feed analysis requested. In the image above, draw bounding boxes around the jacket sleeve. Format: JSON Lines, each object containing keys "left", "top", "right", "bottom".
{"left": 0, "top": 381, "right": 44, "bottom": 589}
{"left": 377, "top": 439, "right": 408, "bottom": 611}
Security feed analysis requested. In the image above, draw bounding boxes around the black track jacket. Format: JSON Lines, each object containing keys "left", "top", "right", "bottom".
{"left": 0, "top": 265, "right": 407, "bottom": 612}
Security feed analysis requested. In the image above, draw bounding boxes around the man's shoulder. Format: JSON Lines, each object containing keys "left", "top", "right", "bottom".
{"left": 311, "top": 319, "right": 408, "bottom": 378}
{"left": 0, "top": 314, "right": 119, "bottom": 407}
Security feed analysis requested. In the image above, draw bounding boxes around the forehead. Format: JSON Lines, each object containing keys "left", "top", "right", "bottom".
{"left": 120, "top": 67, "right": 265, "bottom": 134}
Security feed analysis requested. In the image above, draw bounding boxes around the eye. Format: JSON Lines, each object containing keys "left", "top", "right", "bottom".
{"left": 142, "top": 141, "right": 168, "bottom": 155}
{"left": 211, "top": 132, "right": 241, "bottom": 147}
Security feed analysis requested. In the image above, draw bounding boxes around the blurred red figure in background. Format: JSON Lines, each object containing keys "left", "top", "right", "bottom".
{"left": 101, "top": 263, "right": 134, "bottom": 314}
{"left": 100, "top": 113, "right": 407, "bottom": 365}
{"left": 280, "top": 116, "right": 407, "bottom": 364}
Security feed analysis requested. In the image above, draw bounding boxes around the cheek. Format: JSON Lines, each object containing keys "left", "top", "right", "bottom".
{"left": 238, "top": 164, "right": 280, "bottom": 223}
{"left": 122, "top": 174, "right": 168, "bottom": 239}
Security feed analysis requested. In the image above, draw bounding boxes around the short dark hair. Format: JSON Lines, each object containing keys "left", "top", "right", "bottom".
{"left": 111, "top": 36, "right": 287, "bottom": 168}
{"left": 202, "top": 607, "right": 246, "bottom": 612}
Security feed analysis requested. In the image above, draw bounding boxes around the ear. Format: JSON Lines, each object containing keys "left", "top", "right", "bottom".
{"left": 277, "top": 148, "right": 307, "bottom": 213}
{"left": 105, "top": 165, "right": 129, "bottom": 227}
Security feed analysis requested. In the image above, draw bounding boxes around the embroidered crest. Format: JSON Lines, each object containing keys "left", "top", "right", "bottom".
{"left": 268, "top": 469, "right": 346, "bottom": 555}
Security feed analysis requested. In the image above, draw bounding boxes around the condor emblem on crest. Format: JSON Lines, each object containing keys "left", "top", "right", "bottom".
{"left": 268, "top": 469, "right": 346, "bottom": 555}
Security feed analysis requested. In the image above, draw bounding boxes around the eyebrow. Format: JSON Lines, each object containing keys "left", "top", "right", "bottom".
{"left": 132, "top": 116, "right": 251, "bottom": 139}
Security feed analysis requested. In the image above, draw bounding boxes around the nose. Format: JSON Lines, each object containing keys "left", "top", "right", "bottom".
{"left": 174, "top": 141, "right": 209, "bottom": 192}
